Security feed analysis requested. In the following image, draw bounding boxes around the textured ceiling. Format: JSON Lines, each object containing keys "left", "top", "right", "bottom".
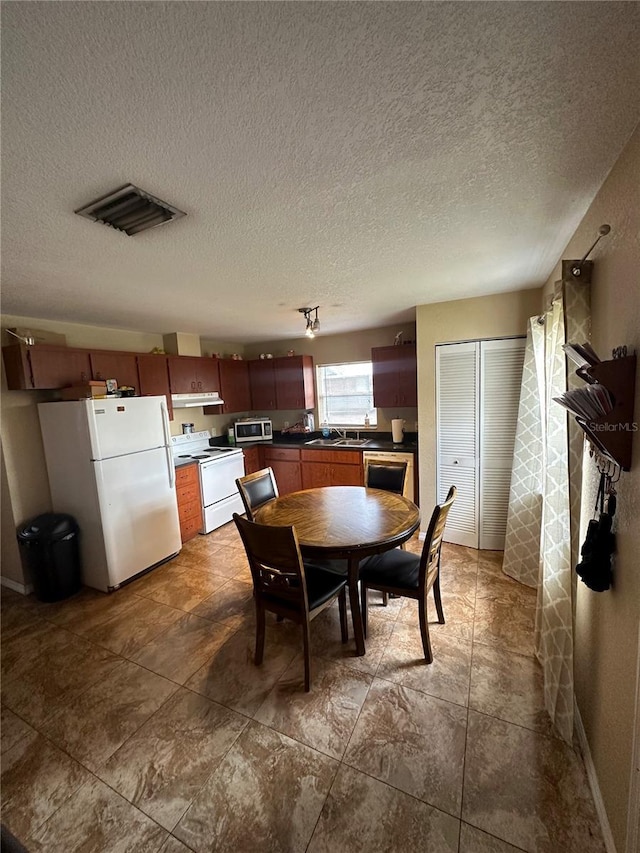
{"left": 2, "top": 2, "right": 639, "bottom": 343}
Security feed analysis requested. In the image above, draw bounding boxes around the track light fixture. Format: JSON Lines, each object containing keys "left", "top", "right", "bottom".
{"left": 298, "top": 306, "right": 320, "bottom": 338}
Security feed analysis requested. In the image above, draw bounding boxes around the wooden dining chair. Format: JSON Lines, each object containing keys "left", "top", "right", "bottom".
{"left": 233, "top": 513, "right": 348, "bottom": 691}
{"left": 365, "top": 460, "right": 409, "bottom": 604}
{"left": 365, "top": 461, "right": 408, "bottom": 495}
{"left": 236, "top": 467, "right": 279, "bottom": 521}
{"left": 359, "top": 486, "right": 456, "bottom": 662}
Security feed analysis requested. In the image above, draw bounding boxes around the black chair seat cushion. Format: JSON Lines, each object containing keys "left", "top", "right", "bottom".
{"left": 304, "top": 564, "right": 348, "bottom": 609}
{"left": 303, "top": 558, "right": 348, "bottom": 576}
{"left": 359, "top": 548, "right": 420, "bottom": 590}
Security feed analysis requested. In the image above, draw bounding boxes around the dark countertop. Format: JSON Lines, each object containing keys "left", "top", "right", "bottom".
{"left": 174, "top": 432, "right": 418, "bottom": 468}
{"left": 216, "top": 431, "right": 419, "bottom": 454}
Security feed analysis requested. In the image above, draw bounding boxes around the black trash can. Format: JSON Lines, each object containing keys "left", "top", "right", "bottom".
{"left": 17, "top": 513, "right": 81, "bottom": 602}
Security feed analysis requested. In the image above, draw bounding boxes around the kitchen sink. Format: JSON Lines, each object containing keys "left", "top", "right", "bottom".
{"left": 304, "top": 437, "right": 372, "bottom": 447}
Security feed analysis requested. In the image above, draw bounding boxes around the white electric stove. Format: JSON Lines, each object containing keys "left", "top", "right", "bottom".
{"left": 171, "top": 431, "right": 245, "bottom": 533}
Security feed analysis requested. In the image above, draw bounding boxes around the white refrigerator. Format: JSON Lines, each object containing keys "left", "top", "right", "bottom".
{"left": 38, "top": 396, "right": 182, "bottom": 592}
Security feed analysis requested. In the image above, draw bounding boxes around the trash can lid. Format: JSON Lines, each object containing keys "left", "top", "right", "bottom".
{"left": 18, "top": 513, "right": 78, "bottom": 541}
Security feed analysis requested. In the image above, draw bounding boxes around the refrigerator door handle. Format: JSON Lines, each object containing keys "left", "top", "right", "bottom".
{"left": 160, "top": 400, "right": 175, "bottom": 489}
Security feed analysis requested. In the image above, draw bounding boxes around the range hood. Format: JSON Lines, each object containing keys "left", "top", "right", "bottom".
{"left": 171, "top": 392, "right": 224, "bottom": 408}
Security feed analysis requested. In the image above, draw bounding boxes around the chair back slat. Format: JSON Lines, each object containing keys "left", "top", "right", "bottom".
{"left": 233, "top": 513, "right": 308, "bottom": 611}
{"left": 236, "top": 468, "right": 279, "bottom": 521}
{"left": 419, "top": 486, "right": 457, "bottom": 584}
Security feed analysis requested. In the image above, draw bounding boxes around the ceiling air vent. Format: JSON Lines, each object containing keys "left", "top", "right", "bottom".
{"left": 74, "top": 184, "right": 186, "bottom": 236}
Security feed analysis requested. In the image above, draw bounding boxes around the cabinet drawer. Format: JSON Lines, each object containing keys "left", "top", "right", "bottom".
{"left": 177, "top": 481, "right": 201, "bottom": 505}
{"left": 176, "top": 464, "right": 199, "bottom": 485}
{"left": 178, "top": 497, "right": 201, "bottom": 522}
{"left": 300, "top": 449, "right": 361, "bottom": 465}
{"left": 264, "top": 447, "right": 300, "bottom": 462}
{"left": 180, "top": 515, "right": 202, "bottom": 542}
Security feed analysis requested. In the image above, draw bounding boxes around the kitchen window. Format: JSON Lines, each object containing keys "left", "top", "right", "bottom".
{"left": 316, "top": 362, "right": 377, "bottom": 427}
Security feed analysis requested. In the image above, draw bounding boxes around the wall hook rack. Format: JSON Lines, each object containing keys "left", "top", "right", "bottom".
{"left": 573, "top": 347, "right": 636, "bottom": 472}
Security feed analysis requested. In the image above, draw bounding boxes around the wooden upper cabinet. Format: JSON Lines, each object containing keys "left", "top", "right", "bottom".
{"left": 216, "top": 359, "right": 251, "bottom": 414}
{"left": 167, "top": 356, "right": 220, "bottom": 394}
{"left": 372, "top": 344, "right": 417, "bottom": 408}
{"left": 90, "top": 352, "right": 139, "bottom": 390}
{"left": 248, "top": 359, "right": 277, "bottom": 410}
{"left": 274, "top": 355, "right": 315, "bottom": 410}
{"left": 137, "top": 354, "right": 173, "bottom": 418}
{"left": 2, "top": 343, "right": 92, "bottom": 390}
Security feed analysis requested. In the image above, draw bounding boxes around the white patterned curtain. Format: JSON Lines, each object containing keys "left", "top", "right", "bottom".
{"left": 503, "top": 319, "right": 545, "bottom": 587}
{"left": 535, "top": 291, "right": 574, "bottom": 742}
{"left": 504, "top": 276, "right": 590, "bottom": 742}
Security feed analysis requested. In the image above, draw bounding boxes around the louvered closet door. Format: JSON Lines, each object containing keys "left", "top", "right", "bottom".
{"left": 436, "top": 342, "right": 479, "bottom": 547}
{"left": 479, "top": 338, "right": 526, "bottom": 550}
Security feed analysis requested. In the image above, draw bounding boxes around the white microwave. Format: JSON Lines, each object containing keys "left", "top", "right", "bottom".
{"left": 234, "top": 418, "right": 273, "bottom": 443}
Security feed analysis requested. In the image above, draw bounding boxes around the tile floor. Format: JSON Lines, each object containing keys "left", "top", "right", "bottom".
{"left": 1, "top": 525, "right": 605, "bottom": 853}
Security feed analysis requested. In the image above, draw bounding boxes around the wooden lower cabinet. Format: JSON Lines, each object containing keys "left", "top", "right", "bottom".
{"left": 263, "top": 447, "right": 301, "bottom": 495}
{"left": 241, "top": 445, "right": 263, "bottom": 476}
{"left": 175, "top": 463, "right": 202, "bottom": 542}
{"left": 300, "top": 449, "right": 363, "bottom": 488}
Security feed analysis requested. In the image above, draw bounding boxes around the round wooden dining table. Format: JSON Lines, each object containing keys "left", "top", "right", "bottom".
{"left": 254, "top": 485, "right": 421, "bottom": 656}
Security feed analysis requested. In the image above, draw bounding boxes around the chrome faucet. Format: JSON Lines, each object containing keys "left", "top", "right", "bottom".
{"left": 332, "top": 428, "right": 348, "bottom": 439}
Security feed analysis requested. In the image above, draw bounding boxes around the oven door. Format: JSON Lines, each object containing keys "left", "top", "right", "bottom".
{"left": 200, "top": 453, "right": 246, "bottom": 508}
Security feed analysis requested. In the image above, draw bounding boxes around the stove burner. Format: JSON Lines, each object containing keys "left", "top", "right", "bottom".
{"left": 178, "top": 454, "right": 191, "bottom": 458}
{"left": 193, "top": 454, "right": 210, "bottom": 459}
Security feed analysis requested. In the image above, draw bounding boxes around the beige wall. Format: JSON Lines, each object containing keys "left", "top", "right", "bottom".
{"left": 415, "top": 289, "right": 542, "bottom": 513}
{"left": 543, "top": 127, "right": 640, "bottom": 852}
{"left": 1, "top": 441, "right": 28, "bottom": 587}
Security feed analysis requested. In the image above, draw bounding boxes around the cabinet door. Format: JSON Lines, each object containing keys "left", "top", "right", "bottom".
{"left": 28, "top": 345, "right": 92, "bottom": 389}
{"left": 396, "top": 344, "right": 417, "bottom": 407}
{"left": 301, "top": 461, "right": 332, "bottom": 489}
{"left": 371, "top": 346, "right": 398, "bottom": 407}
{"left": 168, "top": 356, "right": 201, "bottom": 393}
{"left": 197, "top": 357, "right": 220, "bottom": 393}
{"left": 330, "top": 462, "right": 363, "bottom": 486}
{"left": 242, "top": 446, "right": 263, "bottom": 476}
{"left": 372, "top": 345, "right": 417, "bottom": 408}
{"left": 268, "top": 460, "right": 301, "bottom": 495}
{"left": 2, "top": 344, "right": 34, "bottom": 390}
{"left": 137, "top": 355, "right": 172, "bottom": 418}
{"left": 90, "top": 353, "right": 139, "bottom": 390}
{"left": 219, "top": 359, "right": 251, "bottom": 413}
{"left": 275, "top": 356, "right": 315, "bottom": 410}
{"left": 249, "top": 359, "right": 277, "bottom": 410}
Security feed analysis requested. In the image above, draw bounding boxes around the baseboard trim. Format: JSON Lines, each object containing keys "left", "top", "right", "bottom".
{"left": 574, "top": 699, "right": 617, "bottom": 853}
{"left": 0, "top": 576, "right": 33, "bottom": 596}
